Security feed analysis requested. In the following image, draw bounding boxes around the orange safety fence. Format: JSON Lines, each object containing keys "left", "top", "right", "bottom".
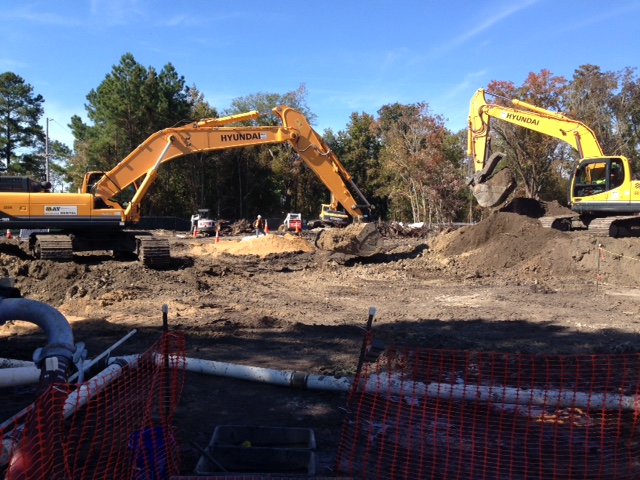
{"left": 0, "top": 331, "right": 186, "bottom": 480}
{"left": 335, "top": 340, "right": 640, "bottom": 479}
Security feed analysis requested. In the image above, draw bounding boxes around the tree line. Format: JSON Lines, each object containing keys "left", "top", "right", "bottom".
{"left": 1, "top": 54, "right": 638, "bottom": 224}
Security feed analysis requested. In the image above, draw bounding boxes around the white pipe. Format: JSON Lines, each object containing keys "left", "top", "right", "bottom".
{"left": 0, "top": 367, "right": 40, "bottom": 388}
{"left": 177, "top": 356, "right": 353, "bottom": 392}
{"left": 10, "top": 353, "right": 637, "bottom": 410}
{"left": 366, "top": 372, "right": 639, "bottom": 411}
{"left": 68, "top": 329, "right": 137, "bottom": 383}
{"left": 143, "top": 356, "right": 639, "bottom": 411}
{"left": 110, "top": 355, "right": 354, "bottom": 392}
{"left": 0, "top": 357, "right": 134, "bottom": 468}
{"left": 0, "top": 359, "right": 35, "bottom": 368}
{"left": 62, "top": 360, "right": 131, "bottom": 419}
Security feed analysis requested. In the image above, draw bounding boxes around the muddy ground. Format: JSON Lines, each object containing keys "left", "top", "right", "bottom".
{"left": 3, "top": 200, "right": 640, "bottom": 476}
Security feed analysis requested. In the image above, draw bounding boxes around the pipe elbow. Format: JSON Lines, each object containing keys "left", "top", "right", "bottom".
{"left": 0, "top": 297, "right": 74, "bottom": 359}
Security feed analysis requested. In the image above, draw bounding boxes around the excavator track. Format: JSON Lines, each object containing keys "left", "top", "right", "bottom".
{"left": 587, "top": 215, "right": 640, "bottom": 238}
{"left": 33, "top": 235, "right": 74, "bottom": 261}
{"left": 540, "top": 214, "right": 640, "bottom": 238}
{"left": 538, "top": 215, "right": 578, "bottom": 231}
{"left": 137, "top": 235, "right": 171, "bottom": 268}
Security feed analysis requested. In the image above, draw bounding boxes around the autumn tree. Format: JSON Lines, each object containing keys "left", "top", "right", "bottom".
{"left": 567, "top": 65, "right": 640, "bottom": 172}
{"left": 327, "top": 112, "right": 385, "bottom": 218}
{"left": 0, "top": 72, "right": 45, "bottom": 172}
{"left": 376, "top": 102, "right": 465, "bottom": 224}
{"left": 616, "top": 68, "right": 640, "bottom": 169}
{"left": 565, "top": 64, "right": 621, "bottom": 155}
{"left": 485, "top": 70, "right": 570, "bottom": 201}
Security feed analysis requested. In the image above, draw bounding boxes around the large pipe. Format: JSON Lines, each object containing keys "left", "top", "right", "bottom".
{"left": 0, "top": 367, "right": 40, "bottom": 388}
{"left": 144, "top": 356, "right": 640, "bottom": 411}
{"left": 178, "top": 356, "right": 353, "bottom": 392}
{"left": 111, "top": 355, "right": 355, "bottom": 392}
{"left": 0, "top": 329, "right": 137, "bottom": 389}
{"left": 0, "top": 297, "right": 76, "bottom": 392}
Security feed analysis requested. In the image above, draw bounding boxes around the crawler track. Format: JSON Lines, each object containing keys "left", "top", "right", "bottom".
{"left": 137, "top": 235, "right": 171, "bottom": 268}
{"left": 34, "top": 235, "right": 74, "bottom": 261}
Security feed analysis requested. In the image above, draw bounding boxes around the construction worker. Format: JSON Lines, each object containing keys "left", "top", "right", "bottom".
{"left": 254, "top": 215, "right": 266, "bottom": 237}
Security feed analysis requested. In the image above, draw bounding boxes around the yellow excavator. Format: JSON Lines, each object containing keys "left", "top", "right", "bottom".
{"left": 468, "top": 88, "right": 640, "bottom": 237}
{"left": 0, "top": 105, "right": 379, "bottom": 266}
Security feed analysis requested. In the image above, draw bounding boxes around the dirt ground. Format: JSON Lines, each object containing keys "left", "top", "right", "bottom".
{"left": 3, "top": 200, "right": 640, "bottom": 476}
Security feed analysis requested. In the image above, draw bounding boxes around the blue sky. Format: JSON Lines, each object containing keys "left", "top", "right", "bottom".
{"left": 1, "top": 0, "right": 639, "bottom": 149}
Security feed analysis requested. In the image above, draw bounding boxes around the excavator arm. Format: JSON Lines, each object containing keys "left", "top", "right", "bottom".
{"left": 90, "top": 105, "right": 372, "bottom": 223}
{"left": 2, "top": 105, "right": 380, "bottom": 264}
{"left": 467, "top": 88, "right": 605, "bottom": 208}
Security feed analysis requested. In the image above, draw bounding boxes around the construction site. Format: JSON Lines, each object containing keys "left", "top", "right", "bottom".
{"left": 2, "top": 199, "right": 640, "bottom": 478}
{"left": 2, "top": 90, "right": 640, "bottom": 477}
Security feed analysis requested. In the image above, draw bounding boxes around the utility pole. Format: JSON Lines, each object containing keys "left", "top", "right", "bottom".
{"left": 45, "top": 118, "right": 52, "bottom": 184}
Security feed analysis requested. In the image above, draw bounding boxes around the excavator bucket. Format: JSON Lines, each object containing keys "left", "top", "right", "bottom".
{"left": 472, "top": 168, "right": 517, "bottom": 208}
{"left": 312, "top": 222, "right": 383, "bottom": 256}
{"left": 470, "top": 152, "right": 517, "bottom": 209}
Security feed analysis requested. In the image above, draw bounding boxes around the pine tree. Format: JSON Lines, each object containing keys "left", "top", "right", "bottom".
{"left": 0, "top": 72, "right": 45, "bottom": 171}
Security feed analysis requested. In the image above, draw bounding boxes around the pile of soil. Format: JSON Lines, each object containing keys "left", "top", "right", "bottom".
{"left": 3, "top": 199, "right": 640, "bottom": 475}
{"left": 188, "top": 233, "right": 315, "bottom": 258}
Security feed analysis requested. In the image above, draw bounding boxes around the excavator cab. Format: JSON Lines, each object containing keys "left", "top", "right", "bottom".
{"left": 572, "top": 158, "right": 625, "bottom": 198}
{"left": 81, "top": 171, "right": 104, "bottom": 194}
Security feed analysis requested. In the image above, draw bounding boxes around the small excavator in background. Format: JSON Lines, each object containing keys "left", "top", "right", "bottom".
{"left": 468, "top": 88, "right": 640, "bottom": 237}
{"left": 307, "top": 194, "right": 351, "bottom": 229}
{"left": 190, "top": 209, "right": 217, "bottom": 237}
{"left": 0, "top": 105, "right": 380, "bottom": 266}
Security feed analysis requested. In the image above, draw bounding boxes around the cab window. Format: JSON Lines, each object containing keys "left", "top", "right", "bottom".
{"left": 573, "top": 159, "right": 624, "bottom": 197}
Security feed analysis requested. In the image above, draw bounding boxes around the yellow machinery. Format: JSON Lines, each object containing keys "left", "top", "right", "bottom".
{"left": 468, "top": 88, "right": 639, "bottom": 236}
{"left": 0, "top": 106, "right": 374, "bottom": 265}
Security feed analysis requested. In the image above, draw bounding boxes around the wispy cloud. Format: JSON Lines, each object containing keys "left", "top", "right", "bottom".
{"left": 560, "top": 3, "right": 640, "bottom": 32}
{"left": 0, "top": 58, "right": 28, "bottom": 70}
{"left": 442, "top": 70, "right": 488, "bottom": 102}
{"left": 1, "top": 6, "right": 83, "bottom": 27}
{"left": 428, "top": 71, "right": 490, "bottom": 129}
{"left": 160, "top": 11, "right": 242, "bottom": 28}
{"left": 436, "top": 0, "right": 539, "bottom": 55}
{"left": 89, "top": 0, "right": 147, "bottom": 25}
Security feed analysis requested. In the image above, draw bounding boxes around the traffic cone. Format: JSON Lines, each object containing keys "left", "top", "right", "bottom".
{"left": 193, "top": 226, "right": 198, "bottom": 238}
{"left": 296, "top": 225, "right": 301, "bottom": 234}
{"left": 6, "top": 229, "right": 12, "bottom": 239}
{"left": 215, "top": 230, "right": 220, "bottom": 243}
{"left": 265, "top": 219, "right": 269, "bottom": 234}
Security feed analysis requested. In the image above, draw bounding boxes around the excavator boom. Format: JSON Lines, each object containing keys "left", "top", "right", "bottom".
{"left": 91, "top": 105, "right": 371, "bottom": 223}
{"left": 2, "top": 105, "right": 377, "bottom": 264}
{"left": 468, "top": 88, "right": 605, "bottom": 208}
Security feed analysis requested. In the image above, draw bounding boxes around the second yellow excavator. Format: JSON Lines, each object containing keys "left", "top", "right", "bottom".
{"left": 0, "top": 106, "right": 381, "bottom": 265}
{"left": 468, "top": 88, "right": 640, "bottom": 237}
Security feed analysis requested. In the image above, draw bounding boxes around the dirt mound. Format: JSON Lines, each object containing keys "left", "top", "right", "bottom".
{"left": 543, "top": 200, "right": 574, "bottom": 216}
{"left": 431, "top": 212, "right": 561, "bottom": 257}
{"left": 499, "top": 197, "right": 573, "bottom": 218}
{"left": 188, "top": 233, "right": 315, "bottom": 258}
{"left": 427, "top": 210, "right": 640, "bottom": 286}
